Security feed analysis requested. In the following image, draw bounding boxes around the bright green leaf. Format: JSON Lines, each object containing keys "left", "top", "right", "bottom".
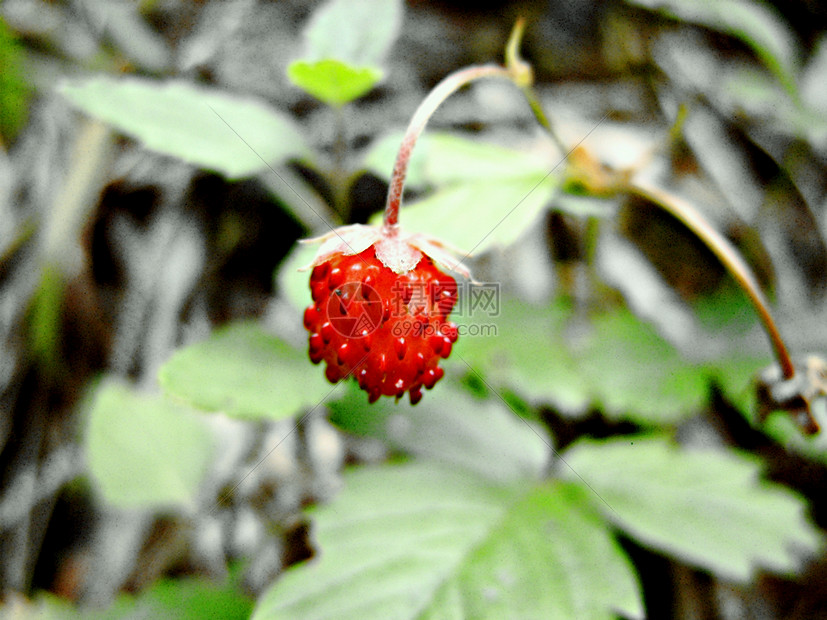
{"left": 159, "top": 322, "right": 331, "bottom": 420}
{"left": 302, "top": 0, "right": 402, "bottom": 67}
{"left": 328, "top": 382, "right": 551, "bottom": 481}
{"left": 455, "top": 297, "right": 590, "bottom": 415}
{"left": 0, "top": 17, "right": 31, "bottom": 141}
{"left": 86, "top": 381, "right": 214, "bottom": 509}
{"left": 20, "top": 569, "right": 252, "bottom": 619}
{"left": 59, "top": 76, "right": 308, "bottom": 179}
{"left": 628, "top": 0, "right": 800, "bottom": 95}
{"left": 28, "top": 263, "right": 64, "bottom": 368}
{"left": 562, "top": 435, "right": 823, "bottom": 582}
{"left": 252, "top": 463, "right": 643, "bottom": 620}
{"left": 288, "top": 59, "right": 382, "bottom": 107}
{"left": 119, "top": 570, "right": 253, "bottom": 620}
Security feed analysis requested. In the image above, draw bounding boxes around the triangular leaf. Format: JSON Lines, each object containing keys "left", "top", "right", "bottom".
{"left": 59, "top": 76, "right": 308, "bottom": 179}
{"left": 562, "top": 435, "right": 823, "bottom": 582}
{"left": 159, "top": 322, "right": 331, "bottom": 420}
{"left": 86, "top": 380, "right": 214, "bottom": 509}
{"left": 287, "top": 59, "right": 382, "bottom": 107}
{"left": 252, "top": 463, "right": 643, "bottom": 620}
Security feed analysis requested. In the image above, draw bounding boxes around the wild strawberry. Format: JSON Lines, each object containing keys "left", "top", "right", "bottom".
{"left": 302, "top": 224, "right": 465, "bottom": 404}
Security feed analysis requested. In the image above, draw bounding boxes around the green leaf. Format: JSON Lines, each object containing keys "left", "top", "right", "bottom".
{"left": 365, "top": 133, "right": 560, "bottom": 254}
{"left": 287, "top": 59, "right": 382, "bottom": 107}
{"left": 364, "top": 132, "right": 553, "bottom": 188}
{"left": 397, "top": 175, "right": 557, "bottom": 254}
{"left": 277, "top": 242, "right": 317, "bottom": 312}
{"left": 302, "top": 0, "right": 402, "bottom": 67}
{"left": 252, "top": 463, "right": 643, "bottom": 620}
{"left": 562, "top": 435, "right": 823, "bottom": 582}
{"left": 20, "top": 569, "right": 253, "bottom": 619}
{"left": 457, "top": 297, "right": 716, "bottom": 425}
{"left": 328, "top": 382, "right": 551, "bottom": 481}
{"left": 628, "top": 0, "right": 800, "bottom": 95}
{"left": 119, "top": 570, "right": 254, "bottom": 620}
{"left": 708, "top": 351, "right": 766, "bottom": 415}
{"left": 59, "top": 76, "right": 308, "bottom": 179}
{"left": 0, "top": 17, "right": 31, "bottom": 141}
{"left": 721, "top": 67, "right": 827, "bottom": 144}
{"left": 86, "top": 381, "right": 213, "bottom": 509}
{"left": 455, "top": 297, "right": 590, "bottom": 415}
{"left": 28, "top": 263, "right": 64, "bottom": 368}
{"left": 159, "top": 322, "right": 331, "bottom": 420}
{"left": 760, "top": 403, "right": 827, "bottom": 466}
{"left": 578, "top": 308, "right": 710, "bottom": 425}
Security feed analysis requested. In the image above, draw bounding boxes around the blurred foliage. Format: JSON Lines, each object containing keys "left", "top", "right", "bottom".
{"left": 3, "top": 0, "right": 827, "bottom": 618}
{"left": 159, "top": 322, "right": 331, "bottom": 421}
{"left": 365, "top": 132, "right": 562, "bottom": 254}
{"left": 252, "top": 463, "right": 644, "bottom": 620}
{"left": 86, "top": 381, "right": 214, "bottom": 509}
{"left": 60, "top": 77, "right": 308, "bottom": 179}
{"left": 0, "top": 15, "right": 31, "bottom": 143}
{"left": 15, "top": 567, "right": 253, "bottom": 619}
{"left": 286, "top": 0, "right": 401, "bottom": 106}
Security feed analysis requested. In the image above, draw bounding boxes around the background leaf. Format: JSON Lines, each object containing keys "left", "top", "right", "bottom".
{"left": 59, "top": 76, "right": 308, "bottom": 179}
{"left": 287, "top": 59, "right": 382, "bottom": 107}
{"left": 562, "top": 435, "right": 823, "bottom": 582}
{"left": 365, "top": 133, "right": 560, "bottom": 254}
{"left": 364, "top": 132, "right": 553, "bottom": 188}
{"left": 578, "top": 308, "right": 710, "bottom": 425}
{"left": 19, "top": 570, "right": 252, "bottom": 619}
{"left": 455, "top": 297, "right": 590, "bottom": 415}
{"left": 457, "top": 298, "right": 710, "bottom": 424}
{"left": 252, "top": 463, "right": 643, "bottom": 620}
{"left": 277, "top": 242, "right": 317, "bottom": 312}
{"left": 0, "top": 16, "right": 31, "bottom": 142}
{"left": 288, "top": 0, "right": 402, "bottom": 105}
{"left": 628, "top": 0, "right": 801, "bottom": 95}
{"left": 328, "top": 382, "right": 551, "bottom": 482}
{"left": 301, "top": 0, "right": 402, "bottom": 67}
{"left": 85, "top": 381, "right": 214, "bottom": 509}
{"left": 159, "top": 322, "right": 331, "bottom": 420}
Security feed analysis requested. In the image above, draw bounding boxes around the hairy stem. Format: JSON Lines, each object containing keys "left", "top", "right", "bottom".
{"left": 383, "top": 64, "right": 512, "bottom": 234}
{"left": 630, "top": 179, "right": 795, "bottom": 379}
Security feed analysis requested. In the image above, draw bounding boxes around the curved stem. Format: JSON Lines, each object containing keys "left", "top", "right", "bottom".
{"left": 383, "top": 64, "right": 512, "bottom": 234}
{"left": 504, "top": 18, "right": 568, "bottom": 154}
{"left": 630, "top": 179, "right": 795, "bottom": 379}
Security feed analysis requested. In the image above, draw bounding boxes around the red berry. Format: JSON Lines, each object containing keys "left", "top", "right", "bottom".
{"left": 304, "top": 244, "right": 458, "bottom": 404}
